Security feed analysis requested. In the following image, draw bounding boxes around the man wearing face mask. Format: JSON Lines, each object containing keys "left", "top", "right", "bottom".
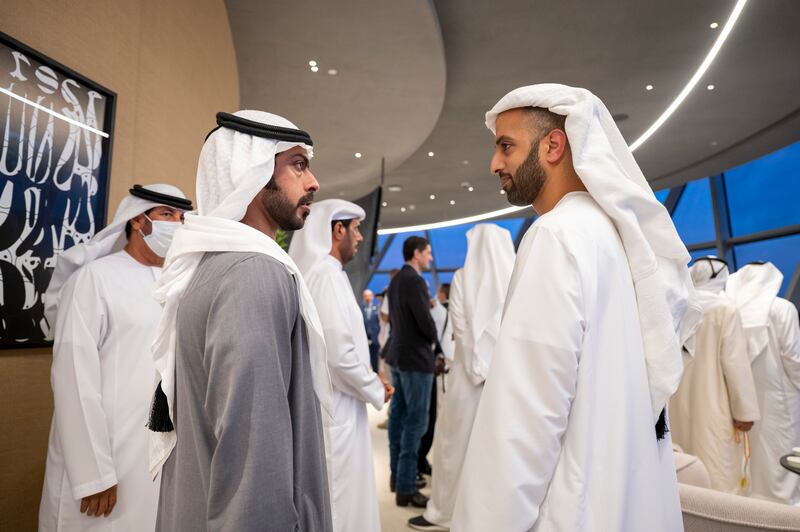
{"left": 39, "top": 184, "right": 191, "bottom": 532}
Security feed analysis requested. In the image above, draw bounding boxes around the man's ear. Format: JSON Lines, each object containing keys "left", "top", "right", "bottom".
{"left": 129, "top": 214, "right": 146, "bottom": 233}
{"left": 544, "top": 129, "right": 569, "bottom": 164}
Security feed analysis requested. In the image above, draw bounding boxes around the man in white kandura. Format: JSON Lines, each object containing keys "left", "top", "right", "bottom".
{"left": 727, "top": 262, "right": 800, "bottom": 505}
{"left": 410, "top": 223, "right": 516, "bottom": 531}
{"left": 39, "top": 184, "right": 191, "bottom": 532}
{"left": 289, "top": 199, "right": 393, "bottom": 532}
{"left": 669, "top": 256, "right": 760, "bottom": 494}
{"left": 451, "top": 84, "right": 701, "bottom": 531}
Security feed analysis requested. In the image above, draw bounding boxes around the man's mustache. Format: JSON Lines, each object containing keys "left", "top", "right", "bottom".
{"left": 297, "top": 193, "right": 314, "bottom": 207}
{"left": 498, "top": 172, "right": 513, "bottom": 180}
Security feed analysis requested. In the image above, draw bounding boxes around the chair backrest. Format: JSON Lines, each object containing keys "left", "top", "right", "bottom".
{"left": 680, "top": 483, "right": 800, "bottom": 532}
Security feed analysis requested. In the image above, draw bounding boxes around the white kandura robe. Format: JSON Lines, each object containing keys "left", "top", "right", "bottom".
{"left": 745, "top": 297, "right": 800, "bottom": 504}
{"left": 39, "top": 251, "right": 161, "bottom": 532}
{"left": 669, "top": 294, "right": 760, "bottom": 494}
{"left": 451, "top": 192, "right": 682, "bottom": 531}
{"left": 424, "top": 270, "right": 484, "bottom": 528}
{"left": 305, "top": 255, "right": 385, "bottom": 532}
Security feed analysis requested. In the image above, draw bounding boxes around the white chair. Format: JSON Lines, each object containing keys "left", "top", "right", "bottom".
{"left": 680, "top": 483, "right": 800, "bottom": 531}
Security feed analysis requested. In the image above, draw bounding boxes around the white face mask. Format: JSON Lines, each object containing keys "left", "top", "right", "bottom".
{"left": 139, "top": 214, "right": 180, "bottom": 257}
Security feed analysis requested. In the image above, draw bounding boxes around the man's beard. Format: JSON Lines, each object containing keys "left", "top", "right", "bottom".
{"left": 263, "top": 179, "right": 313, "bottom": 231}
{"left": 502, "top": 143, "right": 547, "bottom": 207}
{"left": 338, "top": 232, "right": 358, "bottom": 265}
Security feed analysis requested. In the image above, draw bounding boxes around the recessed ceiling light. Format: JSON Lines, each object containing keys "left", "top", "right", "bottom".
{"left": 463, "top": 160, "right": 469, "bottom": 165}
{"left": 354, "top": 152, "right": 362, "bottom": 158}
{"left": 429, "top": 194, "right": 436, "bottom": 200}
{"left": 449, "top": 200, "right": 455, "bottom": 206}
{"left": 400, "top": 207, "right": 407, "bottom": 213}
{"left": 710, "top": 22, "right": 719, "bottom": 29}
{"left": 339, "top": 191, "right": 345, "bottom": 196}
{"left": 408, "top": 205, "right": 416, "bottom": 211}
{"left": 707, "top": 84, "right": 715, "bottom": 90}
{"left": 711, "top": 141, "right": 718, "bottom": 146}
{"left": 427, "top": 151, "right": 435, "bottom": 157}
{"left": 468, "top": 186, "right": 474, "bottom": 192}
{"left": 310, "top": 66, "right": 319, "bottom": 73}
{"left": 327, "top": 69, "right": 338, "bottom": 76}
{"left": 500, "top": 189, "right": 506, "bottom": 195}
{"left": 308, "top": 60, "right": 317, "bottom": 67}
{"left": 382, "top": 201, "right": 388, "bottom": 207}
{"left": 388, "top": 185, "right": 402, "bottom": 192}
{"left": 646, "top": 85, "right": 654, "bottom": 91}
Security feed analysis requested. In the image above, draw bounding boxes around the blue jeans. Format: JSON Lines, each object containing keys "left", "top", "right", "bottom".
{"left": 388, "top": 369, "right": 433, "bottom": 494}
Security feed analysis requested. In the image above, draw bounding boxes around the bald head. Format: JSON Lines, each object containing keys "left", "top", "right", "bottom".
{"left": 363, "top": 289, "right": 374, "bottom": 304}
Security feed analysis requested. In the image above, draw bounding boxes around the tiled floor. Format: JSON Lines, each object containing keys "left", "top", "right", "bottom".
{"left": 369, "top": 404, "right": 433, "bottom": 532}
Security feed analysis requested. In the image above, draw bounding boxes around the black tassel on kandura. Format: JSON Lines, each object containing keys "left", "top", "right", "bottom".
{"left": 147, "top": 381, "right": 174, "bottom": 432}
{"left": 654, "top": 407, "right": 668, "bottom": 441}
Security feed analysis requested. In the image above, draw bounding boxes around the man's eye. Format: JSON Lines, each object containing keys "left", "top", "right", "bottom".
{"left": 294, "top": 160, "right": 307, "bottom": 171}
{"left": 501, "top": 143, "right": 511, "bottom": 151}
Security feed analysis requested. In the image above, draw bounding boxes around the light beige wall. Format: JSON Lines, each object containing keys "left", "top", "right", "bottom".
{"left": 0, "top": 1, "right": 239, "bottom": 529}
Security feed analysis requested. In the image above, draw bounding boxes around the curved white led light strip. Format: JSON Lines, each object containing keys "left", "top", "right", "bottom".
{"left": 379, "top": 0, "right": 747, "bottom": 235}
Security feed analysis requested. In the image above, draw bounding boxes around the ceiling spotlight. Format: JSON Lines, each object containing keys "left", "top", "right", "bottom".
{"left": 500, "top": 189, "right": 506, "bottom": 195}
{"left": 310, "top": 66, "right": 319, "bottom": 73}
{"left": 400, "top": 207, "right": 407, "bottom": 213}
{"left": 327, "top": 69, "right": 338, "bottom": 76}
{"left": 710, "top": 22, "right": 719, "bottom": 29}
{"left": 388, "top": 185, "right": 402, "bottom": 192}
{"left": 429, "top": 194, "right": 436, "bottom": 200}
{"left": 646, "top": 84, "right": 654, "bottom": 91}
{"left": 449, "top": 200, "right": 455, "bottom": 206}
{"left": 711, "top": 140, "right": 718, "bottom": 146}
{"left": 382, "top": 201, "right": 388, "bottom": 207}
{"left": 427, "top": 151, "right": 435, "bottom": 157}
{"left": 308, "top": 60, "right": 317, "bottom": 67}
{"left": 468, "top": 186, "right": 475, "bottom": 192}
{"left": 707, "top": 84, "right": 715, "bottom": 90}
{"left": 408, "top": 205, "right": 416, "bottom": 211}
{"left": 354, "top": 152, "right": 362, "bottom": 158}
{"left": 463, "top": 160, "right": 469, "bottom": 165}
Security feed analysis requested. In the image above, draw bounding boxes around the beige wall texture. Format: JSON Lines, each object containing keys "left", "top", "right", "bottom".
{"left": 0, "top": 1, "right": 239, "bottom": 529}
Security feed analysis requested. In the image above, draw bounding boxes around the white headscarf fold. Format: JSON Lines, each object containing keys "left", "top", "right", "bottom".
{"left": 43, "top": 184, "right": 188, "bottom": 334}
{"left": 149, "top": 110, "right": 331, "bottom": 477}
{"left": 461, "top": 223, "right": 516, "bottom": 381}
{"left": 726, "top": 262, "right": 783, "bottom": 361}
{"left": 486, "top": 84, "right": 702, "bottom": 423}
{"left": 288, "top": 198, "right": 365, "bottom": 276}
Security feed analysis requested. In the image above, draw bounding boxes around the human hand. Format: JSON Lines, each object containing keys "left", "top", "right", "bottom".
{"left": 384, "top": 383, "right": 395, "bottom": 403}
{"left": 733, "top": 420, "right": 754, "bottom": 432}
{"left": 80, "top": 485, "right": 117, "bottom": 517}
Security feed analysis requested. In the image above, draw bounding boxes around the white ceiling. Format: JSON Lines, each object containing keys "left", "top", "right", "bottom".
{"left": 226, "top": 0, "right": 800, "bottom": 228}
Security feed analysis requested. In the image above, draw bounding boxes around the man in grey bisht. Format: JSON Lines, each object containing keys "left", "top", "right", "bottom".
{"left": 148, "top": 111, "right": 333, "bottom": 532}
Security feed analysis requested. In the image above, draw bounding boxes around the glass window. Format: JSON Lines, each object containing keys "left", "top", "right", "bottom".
{"left": 733, "top": 234, "right": 800, "bottom": 296}
{"left": 654, "top": 188, "right": 670, "bottom": 204}
{"left": 367, "top": 273, "right": 391, "bottom": 297}
{"left": 430, "top": 218, "right": 526, "bottom": 270}
{"left": 436, "top": 271, "right": 455, "bottom": 286}
{"left": 671, "top": 178, "right": 716, "bottom": 245}
{"left": 429, "top": 225, "right": 470, "bottom": 269}
{"left": 378, "top": 231, "right": 426, "bottom": 270}
{"left": 725, "top": 141, "right": 800, "bottom": 237}
{"left": 689, "top": 248, "right": 717, "bottom": 263}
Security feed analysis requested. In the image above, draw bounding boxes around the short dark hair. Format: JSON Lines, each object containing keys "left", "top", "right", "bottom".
{"left": 438, "top": 283, "right": 450, "bottom": 299}
{"left": 331, "top": 218, "right": 353, "bottom": 232}
{"left": 402, "top": 236, "right": 429, "bottom": 261}
{"left": 523, "top": 106, "right": 566, "bottom": 139}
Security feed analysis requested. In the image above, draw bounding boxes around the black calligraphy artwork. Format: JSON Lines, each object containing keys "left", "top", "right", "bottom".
{"left": 0, "top": 33, "right": 115, "bottom": 348}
